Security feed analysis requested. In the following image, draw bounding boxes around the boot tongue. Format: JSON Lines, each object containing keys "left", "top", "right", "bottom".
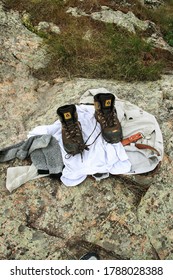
{"left": 100, "top": 97, "right": 113, "bottom": 114}
{"left": 63, "top": 111, "right": 74, "bottom": 124}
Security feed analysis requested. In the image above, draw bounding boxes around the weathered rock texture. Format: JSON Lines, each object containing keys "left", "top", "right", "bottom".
{"left": 0, "top": 1, "right": 173, "bottom": 260}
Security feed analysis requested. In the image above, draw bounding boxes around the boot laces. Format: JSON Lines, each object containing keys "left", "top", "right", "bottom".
{"left": 65, "top": 122, "right": 81, "bottom": 140}
{"left": 64, "top": 121, "right": 89, "bottom": 159}
{"left": 64, "top": 120, "right": 101, "bottom": 160}
{"left": 98, "top": 110, "right": 118, "bottom": 128}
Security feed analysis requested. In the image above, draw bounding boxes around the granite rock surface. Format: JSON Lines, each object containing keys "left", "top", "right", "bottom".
{"left": 0, "top": 1, "right": 173, "bottom": 260}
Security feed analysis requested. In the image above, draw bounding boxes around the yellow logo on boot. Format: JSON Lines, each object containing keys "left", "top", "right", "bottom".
{"left": 105, "top": 99, "right": 111, "bottom": 107}
{"left": 64, "top": 112, "right": 72, "bottom": 120}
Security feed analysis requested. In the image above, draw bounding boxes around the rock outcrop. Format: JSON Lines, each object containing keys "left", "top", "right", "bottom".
{"left": 66, "top": 5, "right": 173, "bottom": 54}
{"left": 0, "top": 1, "right": 173, "bottom": 260}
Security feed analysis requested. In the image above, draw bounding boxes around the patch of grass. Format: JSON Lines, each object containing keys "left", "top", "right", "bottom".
{"left": 164, "top": 26, "right": 173, "bottom": 47}
{"left": 3, "top": 0, "right": 169, "bottom": 81}
{"left": 144, "top": 0, "right": 173, "bottom": 47}
{"left": 65, "top": 0, "right": 115, "bottom": 13}
{"left": 34, "top": 21, "right": 163, "bottom": 81}
{"left": 34, "top": 18, "right": 109, "bottom": 79}
{"left": 4, "top": 0, "right": 67, "bottom": 25}
{"left": 90, "top": 24, "right": 163, "bottom": 81}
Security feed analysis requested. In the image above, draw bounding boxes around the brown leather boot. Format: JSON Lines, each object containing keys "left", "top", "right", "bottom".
{"left": 57, "top": 104, "right": 87, "bottom": 156}
{"left": 94, "top": 93, "right": 123, "bottom": 143}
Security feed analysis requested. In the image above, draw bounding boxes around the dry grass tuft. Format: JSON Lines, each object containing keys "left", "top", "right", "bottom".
{"left": 3, "top": 0, "right": 173, "bottom": 81}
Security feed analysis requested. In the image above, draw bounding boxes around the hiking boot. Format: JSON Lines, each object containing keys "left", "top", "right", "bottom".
{"left": 57, "top": 104, "right": 87, "bottom": 156}
{"left": 94, "top": 93, "right": 122, "bottom": 143}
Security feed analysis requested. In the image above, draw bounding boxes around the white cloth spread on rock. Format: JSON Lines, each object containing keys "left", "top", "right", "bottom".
{"left": 6, "top": 164, "right": 49, "bottom": 193}
{"left": 28, "top": 105, "right": 131, "bottom": 186}
{"left": 80, "top": 88, "right": 163, "bottom": 175}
